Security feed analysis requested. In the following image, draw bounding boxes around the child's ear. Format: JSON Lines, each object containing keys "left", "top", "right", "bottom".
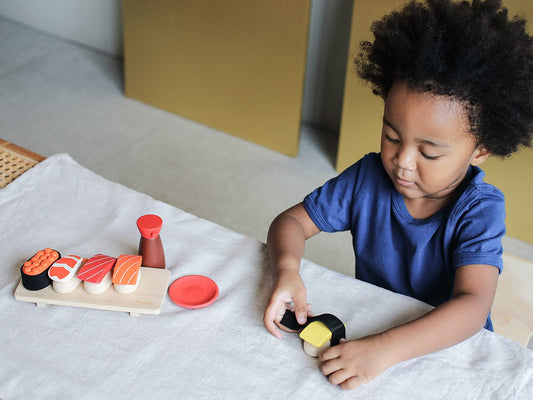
{"left": 470, "top": 145, "right": 491, "bottom": 166}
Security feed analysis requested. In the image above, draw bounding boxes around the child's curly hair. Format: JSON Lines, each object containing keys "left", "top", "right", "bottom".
{"left": 356, "top": 0, "right": 533, "bottom": 157}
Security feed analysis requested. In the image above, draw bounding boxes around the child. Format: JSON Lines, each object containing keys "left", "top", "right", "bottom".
{"left": 263, "top": 0, "right": 533, "bottom": 391}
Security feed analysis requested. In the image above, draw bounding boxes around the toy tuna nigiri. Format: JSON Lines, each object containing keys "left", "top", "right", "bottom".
{"left": 77, "top": 254, "right": 117, "bottom": 294}
{"left": 48, "top": 254, "right": 84, "bottom": 293}
{"left": 21, "top": 248, "right": 61, "bottom": 291}
{"left": 112, "top": 255, "right": 142, "bottom": 294}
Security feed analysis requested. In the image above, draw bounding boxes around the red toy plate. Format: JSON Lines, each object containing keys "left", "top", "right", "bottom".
{"left": 168, "top": 275, "right": 219, "bottom": 309}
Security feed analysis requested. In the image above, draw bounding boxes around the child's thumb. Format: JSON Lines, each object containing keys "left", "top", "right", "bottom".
{"left": 294, "top": 302, "right": 308, "bottom": 325}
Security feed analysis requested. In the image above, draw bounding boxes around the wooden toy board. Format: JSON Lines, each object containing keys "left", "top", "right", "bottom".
{"left": 14, "top": 267, "right": 171, "bottom": 316}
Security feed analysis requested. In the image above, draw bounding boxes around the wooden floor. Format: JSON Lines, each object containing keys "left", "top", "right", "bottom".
{"left": 1, "top": 139, "right": 531, "bottom": 348}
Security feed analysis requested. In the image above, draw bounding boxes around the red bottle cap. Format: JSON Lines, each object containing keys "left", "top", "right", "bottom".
{"left": 137, "top": 214, "right": 163, "bottom": 239}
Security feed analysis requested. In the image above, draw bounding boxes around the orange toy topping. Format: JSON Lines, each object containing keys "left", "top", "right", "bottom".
{"left": 112, "top": 255, "right": 142, "bottom": 285}
{"left": 22, "top": 248, "right": 60, "bottom": 276}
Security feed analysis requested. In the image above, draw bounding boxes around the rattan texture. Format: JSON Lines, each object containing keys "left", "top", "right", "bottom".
{"left": 0, "top": 147, "right": 40, "bottom": 188}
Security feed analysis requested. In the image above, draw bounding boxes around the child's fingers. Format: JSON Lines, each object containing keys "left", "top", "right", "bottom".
{"left": 319, "top": 341, "right": 344, "bottom": 362}
{"left": 320, "top": 357, "right": 367, "bottom": 390}
{"left": 263, "top": 302, "right": 285, "bottom": 338}
{"left": 339, "top": 375, "right": 367, "bottom": 391}
{"left": 320, "top": 356, "right": 343, "bottom": 377}
{"left": 287, "top": 301, "right": 313, "bottom": 317}
{"left": 294, "top": 305, "right": 308, "bottom": 325}
{"left": 292, "top": 290, "right": 308, "bottom": 325}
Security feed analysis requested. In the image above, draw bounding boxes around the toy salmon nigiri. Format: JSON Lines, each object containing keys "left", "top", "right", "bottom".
{"left": 48, "top": 255, "right": 84, "bottom": 293}
{"left": 112, "top": 255, "right": 142, "bottom": 294}
{"left": 77, "top": 254, "right": 117, "bottom": 294}
{"left": 21, "top": 248, "right": 61, "bottom": 291}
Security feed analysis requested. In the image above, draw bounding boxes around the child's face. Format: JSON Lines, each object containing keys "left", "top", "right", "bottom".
{"left": 380, "top": 80, "right": 489, "bottom": 213}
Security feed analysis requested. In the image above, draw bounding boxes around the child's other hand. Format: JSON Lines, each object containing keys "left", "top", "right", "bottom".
{"left": 263, "top": 269, "right": 311, "bottom": 338}
{"left": 319, "top": 334, "right": 394, "bottom": 390}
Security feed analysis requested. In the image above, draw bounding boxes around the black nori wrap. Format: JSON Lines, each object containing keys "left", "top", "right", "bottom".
{"left": 279, "top": 310, "right": 346, "bottom": 346}
{"left": 20, "top": 250, "right": 60, "bottom": 291}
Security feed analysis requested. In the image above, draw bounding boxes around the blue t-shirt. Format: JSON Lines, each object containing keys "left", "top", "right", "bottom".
{"left": 303, "top": 153, "right": 505, "bottom": 330}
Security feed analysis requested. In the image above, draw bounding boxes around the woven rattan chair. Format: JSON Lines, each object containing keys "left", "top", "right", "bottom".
{"left": 0, "top": 139, "right": 45, "bottom": 188}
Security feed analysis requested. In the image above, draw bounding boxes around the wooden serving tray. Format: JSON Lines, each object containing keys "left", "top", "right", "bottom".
{"left": 14, "top": 267, "right": 171, "bottom": 316}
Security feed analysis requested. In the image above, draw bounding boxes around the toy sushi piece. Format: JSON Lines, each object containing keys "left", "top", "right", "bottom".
{"left": 77, "top": 254, "right": 117, "bottom": 294}
{"left": 20, "top": 248, "right": 61, "bottom": 291}
{"left": 112, "top": 255, "right": 142, "bottom": 294}
{"left": 279, "top": 310, "right": 346, "bottom": 357}
{"left": 300, "top": 321, "right": 336, "bottom": 357}
{"left": 48, "top": 255, "right": 84, "bottom": 294}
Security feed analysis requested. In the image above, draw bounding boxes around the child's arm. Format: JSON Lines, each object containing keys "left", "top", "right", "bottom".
{"left": 319, "top": 264, "right": 499, "bottom": 390}
{"left": 263, "top": 203, "right": 321, "bottom": 338}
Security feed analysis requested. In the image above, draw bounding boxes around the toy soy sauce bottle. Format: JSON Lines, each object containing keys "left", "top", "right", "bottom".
{"left": 137, "top": 214, "right": 165, "bottom": 269}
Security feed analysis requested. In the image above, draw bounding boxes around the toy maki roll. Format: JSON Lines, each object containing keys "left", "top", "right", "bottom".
{"left": 21, "top": 248, "right": 61, "bottom": 291}
{"left": 279, "top": 310, "right": 346, "bottom": 357}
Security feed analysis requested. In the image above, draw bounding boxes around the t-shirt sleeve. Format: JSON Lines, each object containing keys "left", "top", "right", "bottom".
{"left": 303, "top": 155, "right": 371, "bottom": 232}
{"left": 452, "top": 187, "right": 506, "bottom": 272}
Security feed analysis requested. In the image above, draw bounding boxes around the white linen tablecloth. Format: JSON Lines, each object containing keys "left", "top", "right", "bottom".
{"left": 0, "top": 154, "right": 531, "bottom": 399}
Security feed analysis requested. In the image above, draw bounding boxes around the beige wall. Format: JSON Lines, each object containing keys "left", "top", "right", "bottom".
{"left": 337, "top": 0, "right": 533, "bottom": 244}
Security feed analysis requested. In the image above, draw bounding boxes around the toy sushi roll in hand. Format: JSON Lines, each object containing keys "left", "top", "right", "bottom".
{"left": 77, "top": 254, "right": 117, "bottom": 294}
{"left": 112, "top": 255, "right": 142, "bottom": 294}
{"left": 279, "top": 310, "right": 346, "bottom": 357}
{"left": 48, "top": 254, "right": 84, "bottom": 294}
{"left": 20, "top": 248, "right": 61, "bottom": 291}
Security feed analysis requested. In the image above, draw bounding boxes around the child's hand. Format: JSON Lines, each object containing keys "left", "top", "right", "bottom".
{"left": 263, "top": 269, "right": 311, "bottom": 338}
{"left": 319, "top": 334, "right": 394, "bottom": 390}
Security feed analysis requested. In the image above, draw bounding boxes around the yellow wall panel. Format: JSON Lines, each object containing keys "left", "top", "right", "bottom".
{"left": 481, "top": 0, "right": 533, "bottom": 243}
{"left": 123, "top": 0, "right": 311, "bottom": 156}
{"left": 337, "top": 0, "right": 532, "bottom": 244}
{"left": 337, "top": 0, "right": 408, "bottom": 172}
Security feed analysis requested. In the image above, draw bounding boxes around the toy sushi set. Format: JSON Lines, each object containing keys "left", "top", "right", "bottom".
{"left": 14, "top": 215, "right": 171, "bottom": 316}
